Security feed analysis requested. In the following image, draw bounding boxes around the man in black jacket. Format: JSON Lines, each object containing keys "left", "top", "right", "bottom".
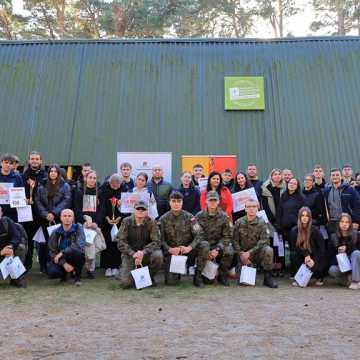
{"left": 0, "top": 207, "right": 26, "bottom": 288}
{"left": 22, "top": 150, "right": 47, "bottom": 270}
{"left": 47, "top": 209, "right": 86, "bottom": 286}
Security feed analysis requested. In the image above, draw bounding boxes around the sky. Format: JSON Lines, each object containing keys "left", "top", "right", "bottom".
{"left": 11, "top": 0, "right": 319, "bottom": 38}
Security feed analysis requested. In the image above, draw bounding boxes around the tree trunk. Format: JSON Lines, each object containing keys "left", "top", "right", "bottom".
{"left": 278, "top": 0, "right": 283, "bottom": 37}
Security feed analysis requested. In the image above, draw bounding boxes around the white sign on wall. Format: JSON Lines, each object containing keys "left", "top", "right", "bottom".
{"left": 117, "top": 152, "right": 172, "bottom": 183}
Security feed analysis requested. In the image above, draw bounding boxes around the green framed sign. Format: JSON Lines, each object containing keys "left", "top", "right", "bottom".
{"left": 224, "top": 76, "right": 265, "bottom": 110}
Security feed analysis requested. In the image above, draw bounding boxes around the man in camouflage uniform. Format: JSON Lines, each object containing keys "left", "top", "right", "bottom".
{"left": 159, "top": 191, "right": 208, "bottom": 288}
{"left": 117, "top": 200, "right": 163, "bottom": 289}
{"left": 233, "top": 199, "right": 278, "bottom": 288}
{"left": 195, "top": 191, "right": 234, "bottom": 286}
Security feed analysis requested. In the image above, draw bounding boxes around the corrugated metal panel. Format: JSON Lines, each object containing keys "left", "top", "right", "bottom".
{"left": 1, "top": 37, "right": 360, "bottom": 182}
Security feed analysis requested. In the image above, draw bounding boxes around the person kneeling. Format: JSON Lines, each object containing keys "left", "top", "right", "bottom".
{"left": 47, "top": 209, "right": 86, "bottom": 286}
{"left": 233, "top": 199, "right": 277, "bottom": 288}
{"left": 328, "top": 213, "right": 360, "bottom": 290}
{"left": 0, "top": 207, "right": 27, "bottom": 288}
{"left": 289, "top": 207, "right": 326, "bottom": 287}
{"left": 117, "top": 201, "right": 163, "bottom": 289}
{"left": 160, "top": 191, "right": 208, "bottom": 288}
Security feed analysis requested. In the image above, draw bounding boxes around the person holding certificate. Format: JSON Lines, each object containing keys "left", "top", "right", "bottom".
{"left": 35, "top": 164, "right": 72, "bottom": 273}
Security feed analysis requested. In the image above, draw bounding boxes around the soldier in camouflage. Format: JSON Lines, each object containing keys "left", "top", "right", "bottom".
{"left": 159, "top": 191, "right": 208, "bottom": 287}
{"left": 233, "top": 199, "right": 278, "bottom": 288}
{"left": 117, "top": 200, "right": 163, "bottom": 289}
{"left": 195, "top": 191, "right": 234, "bottom": 286}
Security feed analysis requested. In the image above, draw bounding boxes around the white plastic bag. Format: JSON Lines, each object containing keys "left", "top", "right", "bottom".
{"left": 33, "top": 227, "right": 46, "bottom": 244}
{"left": 111, "top": 224, "right": 119, "bottom": 242}
{"left": 336, "top": 253, "right": 352, "bottom": 273}
{"left": 169, "top": 255, "right": 188, "bottom": 275}
{"left": 131, "top": 266, "right": 152, "bottom": 289}
{"left": 201, "top": 260, "right": 219, "bottom": 280}
{"left": 84, "top": 228, "right": 97, "bottom": 245}
{"left": 294, "top": 264, "right": 313, "bottom": 288}
{"left": 239, "top": 265, "right": 257, "bottom": 286}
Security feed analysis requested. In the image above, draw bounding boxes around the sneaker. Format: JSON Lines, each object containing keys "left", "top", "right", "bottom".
{"left": 349, "top": 282, "right": 360, "bottom": 290}
{"left": 112, "top": 268, "right": 120, "bottom": 277}
{"left": 74, "top": 278, "right": 82, "bottom": 287}
{"left": 315, "top": 279, "right": 324, "bottom": 286}
{"left": 292, "top": 281, "right": 299, "bottom": 287}
{"left": 105, "top": 268, "right": 112, "bottom": 277}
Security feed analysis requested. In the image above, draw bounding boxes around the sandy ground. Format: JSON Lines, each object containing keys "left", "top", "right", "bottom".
{"left": 1, "top": 272, "right": 360, "bottom": 360}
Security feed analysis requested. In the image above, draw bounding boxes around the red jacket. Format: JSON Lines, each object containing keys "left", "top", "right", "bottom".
{"left": 200, "top": 187, "right": 233, "bottom": 222}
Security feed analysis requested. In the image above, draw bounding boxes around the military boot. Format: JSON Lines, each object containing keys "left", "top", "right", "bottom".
{"left": 217, "top": 273, "right": 230, "bottom": 286}
{"left": 263, "top": 271, "right": 278, "bottom": 288}
{"left": 193, "top": 269, "right": 204, "bottom": 288}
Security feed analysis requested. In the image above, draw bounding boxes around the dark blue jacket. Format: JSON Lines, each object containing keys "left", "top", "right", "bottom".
{"left": 323, "top": 183, "right": 360, "bottom": 224}
{"left": 0, "top": 170, "right": 24, "bottom": 221}
{"left": 178, "top": 185, "right": 200, "bottom": 215}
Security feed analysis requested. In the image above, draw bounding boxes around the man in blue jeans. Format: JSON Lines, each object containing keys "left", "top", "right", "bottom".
{"left": 47, "top": 209, "right": 85, "bottom": 286}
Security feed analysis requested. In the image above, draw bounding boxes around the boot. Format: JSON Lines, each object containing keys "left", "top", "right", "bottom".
{"left": 10, "top": 277, "right": 27, "bottom": 289}
{"left": 193, "top": 270, "right": 204, "bottom": 288}
{"left": 217, "top": 273, "right": 230, "bottom": 287}
{"left": 263, "top": 271, "right": 278, "bottom": 288}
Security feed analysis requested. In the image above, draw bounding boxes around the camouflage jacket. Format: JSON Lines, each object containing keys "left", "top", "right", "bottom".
{"left": 117, "top": 215, "right": 161, "bottom": 256}
{"left": 233, "top": 216, "right": 270, "bottom": 255}
{"left": 195, "top": 209, "right": 231, "bottom": 249}
{"left": 159, "top": 210, "right": 204, "bottom": 251}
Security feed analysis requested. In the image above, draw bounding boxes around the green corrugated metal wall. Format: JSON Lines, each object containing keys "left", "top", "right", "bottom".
{"left": 1, "top": 38, "right": 360, "bottom": 182}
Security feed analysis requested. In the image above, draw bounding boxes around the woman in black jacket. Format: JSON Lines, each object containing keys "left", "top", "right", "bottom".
{"left": 328, "top": 213, "right": 360, "bottom": 289}
{"left": 278, "top": 177, "right": 305, "bottom": 273}
{"left": 261, "top": 168, "right": 286, "bottom": 275}
{"left": 73, "top": 170, "right": 103, "bottom": 279}
{"left": 289, "top": 207, "right": 326, "bottom": 284}
{"left": 231, "top": 171, "right": 254, "bottom": 222}
{"left": 302, "top": 174, "right": 326, "bottom": 226}
{"left": 178, "top": 171, "right": 200, "bottom": 215}
{"left": 35, "top": 164, "right": 72, "bottom": 273}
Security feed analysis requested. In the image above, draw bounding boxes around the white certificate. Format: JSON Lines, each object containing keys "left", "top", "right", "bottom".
{"left": 256, "top": 210, "right": 269, "bottom": 223}
{"left": 198, "top": 177, "right": 208, "bottom": 192}
{"left": 9, "top": 187, "right": 27, "bottom": 208}
{"left": 0, "top": 182, "right": 14, "bottom": 205}
{"left": 16, "top": 205, "right": 33, "bottom": 222}
{"left": 120, "top": 192, "right": 150, "bottom": 213}
{"left": 232, "top": 187, "right": 258, "bottom": 212}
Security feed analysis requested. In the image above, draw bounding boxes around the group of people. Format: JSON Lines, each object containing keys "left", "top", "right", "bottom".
{"left": 1, "top": 151, "right": 360, "bottom": 290}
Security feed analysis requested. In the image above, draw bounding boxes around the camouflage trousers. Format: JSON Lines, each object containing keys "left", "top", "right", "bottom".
{"left": 248, "top": 245, "right": 274, "bottom": 271}
{"left": 120, "top": 250, "right": 163, "bottom": 288}
{"left": 213, "top": 245, "right": 234, "bottom": 276}
{"left": 164, "top": 240, "right": 210, "bottom": 273}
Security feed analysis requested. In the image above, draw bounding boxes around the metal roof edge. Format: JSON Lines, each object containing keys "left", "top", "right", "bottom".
{"left": 1, "top": 36, "right": 360, "bottom": 46}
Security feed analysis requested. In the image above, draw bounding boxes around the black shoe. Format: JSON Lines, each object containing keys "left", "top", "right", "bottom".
{"left": 218, "top": 274, "right": 230, "bottom": 287}
{"left": 86, "top": 271, "right": 95, "bottom": 280}
{"left": 74, "top": 277, "right": 82, "bottom": 286}
{"left": 193, "top": 270, "right": 204, "bottom": 288}
{"left": 10, "top": 278, "right": 27, "bottom": 288}
{"left": 263, "top": 271, "right": 278, "bottom": 288}
{"left": 164, "top": 272, "right": 180, "bottom": 286}
{"left": 202, "top": 276, "right": 214, "bottom": 285}
{"left": 151, "top": 276, "right": 157, "bottom": 287}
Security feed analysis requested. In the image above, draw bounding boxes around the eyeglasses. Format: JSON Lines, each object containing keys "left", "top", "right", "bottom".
{"left": 136, "top": 208, "right": 147, "bottom": 212}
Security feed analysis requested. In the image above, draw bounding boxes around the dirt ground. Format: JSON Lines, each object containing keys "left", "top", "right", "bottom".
{"left": 1, "top": 270, "right": 360, "bottom": 360}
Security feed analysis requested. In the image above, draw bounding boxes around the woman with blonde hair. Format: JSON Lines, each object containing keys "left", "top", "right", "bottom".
{"left": 289, "top": 207, "right": 326, "bottom": 285}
